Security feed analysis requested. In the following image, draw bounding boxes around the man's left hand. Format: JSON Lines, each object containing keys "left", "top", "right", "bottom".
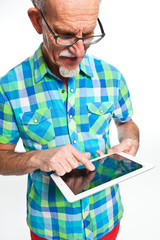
{"left": 107, "top": 139, "right": 139, "bottom": 156}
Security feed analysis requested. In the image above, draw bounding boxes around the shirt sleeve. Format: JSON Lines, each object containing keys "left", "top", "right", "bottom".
{"left": 113, "top": 73, "right": 133, "bottom": 122}
{"left": 0, "top": 85, "right": 20, "bottom": 144}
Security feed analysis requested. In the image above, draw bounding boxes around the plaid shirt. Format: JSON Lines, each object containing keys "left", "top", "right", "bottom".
{"left": 0, "top": 44, "right": 133, "bottom": 240}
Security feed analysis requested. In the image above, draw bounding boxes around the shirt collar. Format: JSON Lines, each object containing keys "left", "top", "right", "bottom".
{"left": 34, "top": 43, "right": 51, "bottom": 83}
{"left": 79, "top": 54, "right": 94, "bottom": 78}
{"left": 34, "top": 44, "right": 93, "bottom": 83}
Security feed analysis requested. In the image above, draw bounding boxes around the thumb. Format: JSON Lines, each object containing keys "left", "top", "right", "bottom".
{"left": 108, "top": 143, "right": 125, "bottom": 154}
{"left": 96, "top": 150, "right": 105, "bottom": 157}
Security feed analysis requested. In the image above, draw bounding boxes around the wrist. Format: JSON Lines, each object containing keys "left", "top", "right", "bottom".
{"left": 27, "top": 150, "right": 39, "bottom": 171}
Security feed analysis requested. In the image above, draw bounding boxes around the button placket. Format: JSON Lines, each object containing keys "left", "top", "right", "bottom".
{"left": 67, "top": 78, "right": 80, "bottom": 150}
{"left": 81, "top": 199, "right": 93, "bottom": 239}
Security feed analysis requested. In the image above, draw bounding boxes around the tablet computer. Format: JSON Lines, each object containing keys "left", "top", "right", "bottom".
{"left": 50, "top": 152, "right": 154, "bottom": 203}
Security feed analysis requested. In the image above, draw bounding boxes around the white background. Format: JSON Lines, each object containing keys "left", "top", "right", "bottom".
{"left": 0, "top": 0, "right": 160, "bottom": 239}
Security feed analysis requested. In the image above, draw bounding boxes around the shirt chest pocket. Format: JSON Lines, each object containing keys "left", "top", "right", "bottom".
{"left": 87, "top": 102, "right": 114, "bottom": 135}
{"left": 20, "top": 108, "right": 55, "bottom": 145}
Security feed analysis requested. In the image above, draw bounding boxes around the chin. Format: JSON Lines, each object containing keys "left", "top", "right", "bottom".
{"left": 59, "top": 65, "right": 80, "bottom": 78}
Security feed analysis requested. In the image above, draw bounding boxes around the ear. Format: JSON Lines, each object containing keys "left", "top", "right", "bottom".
{"left": 28, "top": 8, "right": 42, "bottom": 34}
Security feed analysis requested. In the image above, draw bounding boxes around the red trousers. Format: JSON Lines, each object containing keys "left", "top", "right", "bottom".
{"left": 30, "top": 222, "right": 120, "bottom": 240}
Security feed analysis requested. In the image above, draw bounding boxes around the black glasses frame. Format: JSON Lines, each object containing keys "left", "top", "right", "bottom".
{"left": 35, "top": 6, "right": 105, "bottom": 46}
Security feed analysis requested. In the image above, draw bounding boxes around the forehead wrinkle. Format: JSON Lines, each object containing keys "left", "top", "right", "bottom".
{"left": 51, "top": 0, "right": 99, "bottom": 14}
{"left": 48, "top": 1, "right": 99, "bottom": 21}
{"left": 52, "top": 11, "right": 98, "bottom": 34}
{"left": 56, "top": 7, "right": 98, "bottom": 20}
{"left": 47, "top": 0, "right": 99, "bottom": 17}
{"left": 47, "top": 0, "right": 99, "bottom": 34}
{"left": 53, "top": 19, "right": 97, "bottom": 35}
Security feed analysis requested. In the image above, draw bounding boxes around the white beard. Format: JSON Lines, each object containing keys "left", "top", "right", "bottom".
{"left": 59, "top": 65, "right": 80, "bottom": 78}
{"left": 59, "top": 49, "right": 80, "bottom": 78}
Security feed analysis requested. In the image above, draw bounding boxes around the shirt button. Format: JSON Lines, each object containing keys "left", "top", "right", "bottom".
{"left": 62, "top": 90, "right": 65, "bottom": 93}
{"left": 69, "top": 115, "right": 73, "bottom": 119}
{"left": 34, "top": 119, "right": 38, "bottom": 123}
{"left": 70, "top": 89, "right": 74, "bottom": 93}
{"left": 73, "top": 140, "right": 77, "bottom": 144}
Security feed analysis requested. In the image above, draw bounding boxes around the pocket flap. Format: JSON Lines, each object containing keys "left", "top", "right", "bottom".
{"left": 87, "top": 102, "right": 114, "bottom": 115}
{"left": 21, "top": 108, "right": 51, "bottom": 125}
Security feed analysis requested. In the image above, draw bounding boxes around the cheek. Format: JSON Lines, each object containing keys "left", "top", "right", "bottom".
{"left": 43, "top": 31, "right": 52, "bottom": 49}
{"left": 43, "top": 33, "right": 60, "bottom": 61}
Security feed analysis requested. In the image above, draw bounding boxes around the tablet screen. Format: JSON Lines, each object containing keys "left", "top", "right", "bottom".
{"left": 62, "top": 153, "right": 143, "bottom": 195}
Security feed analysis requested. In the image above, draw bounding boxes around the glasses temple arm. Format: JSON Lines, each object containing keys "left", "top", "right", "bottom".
{"left": 97, "top": 18, "right": 105, "bottom": 36}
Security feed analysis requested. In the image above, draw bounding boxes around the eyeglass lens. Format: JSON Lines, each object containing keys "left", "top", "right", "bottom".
{"left": 57, "top": 35, "right": 103, "bottom": 46}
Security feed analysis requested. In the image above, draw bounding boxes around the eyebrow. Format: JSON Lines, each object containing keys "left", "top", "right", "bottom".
{"left": 53, "top": 25, "right": 95, "bottom": 36}
{"left": 53, "top": 27, "right": 75, "bottom": 35}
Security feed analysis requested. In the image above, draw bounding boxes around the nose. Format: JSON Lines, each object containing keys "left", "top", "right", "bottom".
{"left": 68, "top": 39, "right": 85, "bottom": 58}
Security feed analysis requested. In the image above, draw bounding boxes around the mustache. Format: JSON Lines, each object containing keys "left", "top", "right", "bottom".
{"left": 59, "top": 50, "right": 76, "bottom": 58}
{"left": 59, "top": 49, "right": 84, "bottom": 59}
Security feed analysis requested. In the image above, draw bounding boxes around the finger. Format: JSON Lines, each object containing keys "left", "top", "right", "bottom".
{"left": 108, "top": 141, "right": 128, "bottom": 154}
{"left": 50, "top": 159, "right": 71, "bottom": 176}
{"left": 72, "top": 149, "right": 95, "bottom": 171}
{"left": 107, "top": 147, "right": 117, "bottom": 155}
{"left": 59, "top": 159, "right": 73, "bottom": 173}
{"left": 83, "top": 152, "right": 91, "bottom": 159}
{"left": 96, "top": 150, "right": 104, "bottom": 156}
{"left": 108, "top": 138, "right": 139, "bottom": 156}
{"left": 66, "top": 155, "right": 80, "bottom": 169}
{"left": 60, "top": 145, "right": 89, "bottom": 170}
{"left": 53, "top": 164, "right": 66, "bottom": 176}
{"left": 51, "top": 145, "right": 78, "bottom": 173}
{"left": 80, "top": 152, "right": 95, "bottom": 171}
{"left": 96, "top": 150, "right": 105, "bottom": 162}
{"left": 124, "top": 139, "right": 139, "bottom": 156}
{"left": 124, "top": 145, "right": 137, "bottom": 156}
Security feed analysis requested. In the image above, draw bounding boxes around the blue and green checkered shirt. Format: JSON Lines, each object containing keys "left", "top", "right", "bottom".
{"left": 0, "top": 44, "right": 133, "bottom": 239}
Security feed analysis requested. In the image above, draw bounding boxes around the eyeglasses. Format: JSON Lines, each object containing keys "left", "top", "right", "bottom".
{"left": 38, "top": 9, "right": 105, "bottom": 46}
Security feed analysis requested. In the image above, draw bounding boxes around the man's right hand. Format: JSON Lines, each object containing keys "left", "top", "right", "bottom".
{"left": 31, "top": 144, "right": 95, "bottom": 176}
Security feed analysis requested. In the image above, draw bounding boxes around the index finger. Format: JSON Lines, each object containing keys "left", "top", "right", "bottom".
{"left": 72, "top": 148, "right": 95, "bottom": 171}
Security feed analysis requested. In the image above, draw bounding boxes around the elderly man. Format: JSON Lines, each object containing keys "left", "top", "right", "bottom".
{"left": 0, "top": 0, "right": 139, "bottom": 239}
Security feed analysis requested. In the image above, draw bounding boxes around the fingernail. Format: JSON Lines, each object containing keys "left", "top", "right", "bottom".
{"left": 89, "top": 163, "right": 95, "bottom": 171}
